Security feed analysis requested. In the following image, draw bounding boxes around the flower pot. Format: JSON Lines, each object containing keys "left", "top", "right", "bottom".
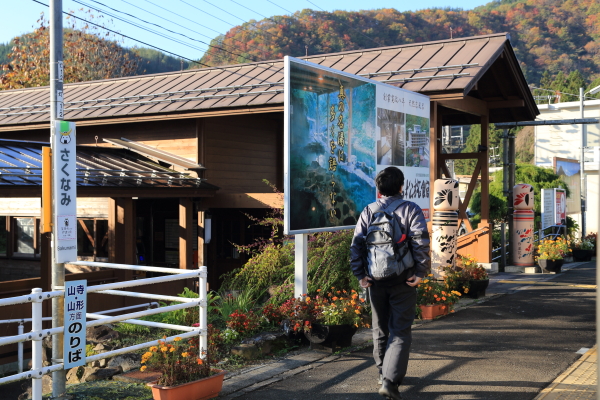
{"left": 572, "top": 249, "right": 594, "bottom": 262}
{"left": 303, "top": 323, "right": 358, "bottom": 352}
{"left": 461, "top": 279, "right": 489, "bottom": 299}
{"left": 147, "top": 369, "right": 226, "bottom": 400}
{"left": 538, "top": 259, "right": 564, "bottom": 274}
{"left": 418, "top": 304, "right": 449, "bottom": 320}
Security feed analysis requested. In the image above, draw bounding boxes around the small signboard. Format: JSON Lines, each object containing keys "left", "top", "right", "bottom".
{"left": 52, "top": 121, "right": 77, "bottom": 263}
{"left": 541, "top": 188, "right": 567, "bottom": 230}
{"left": 64, "top": 280, "right": 87, "bottom": 369}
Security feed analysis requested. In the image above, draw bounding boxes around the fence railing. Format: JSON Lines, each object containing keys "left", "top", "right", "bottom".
{"left": 0, "top": 262, "right": 208, "bottom": 400}
{"left": 0, "top": 302, "right": 158, "bottom": 374}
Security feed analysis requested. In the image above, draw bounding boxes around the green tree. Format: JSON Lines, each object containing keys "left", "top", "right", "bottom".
{"left": 1, "top": 12, "right": 141, "bottom": 89}
{"left": 454, "top": 124, "right": 504, "bottom": 176}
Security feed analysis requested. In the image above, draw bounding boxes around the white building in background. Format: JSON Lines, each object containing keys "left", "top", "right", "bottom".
{"left": 535, "top": 99, "right": 600, "bottom": 236}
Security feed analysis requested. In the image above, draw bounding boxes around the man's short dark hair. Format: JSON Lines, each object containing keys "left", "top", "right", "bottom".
{"left": 376, "top": 167, "right": 404, "bottom": 196}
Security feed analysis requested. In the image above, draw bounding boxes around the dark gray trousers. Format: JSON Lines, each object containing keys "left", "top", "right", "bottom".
{"left": 369, "top": 278, "right": 416, "bottom": 385}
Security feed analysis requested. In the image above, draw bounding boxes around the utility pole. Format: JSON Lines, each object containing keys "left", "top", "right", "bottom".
{"left": 579, "top": 84, "right": 600, "bottom": 238}
{"left": 50, "top": 0, "right": 66, "bottom": 398}
{"left": 580, "top": 88, "right": 586, "bottom": 238}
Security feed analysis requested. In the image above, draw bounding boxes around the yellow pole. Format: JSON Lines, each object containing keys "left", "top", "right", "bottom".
{"left": 42, "top": 146, "right": 52, "bottom": 233}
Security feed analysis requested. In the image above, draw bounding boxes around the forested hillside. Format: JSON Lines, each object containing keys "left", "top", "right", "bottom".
{"left": 200, "top": 0, "right": 600, "bottom": 88}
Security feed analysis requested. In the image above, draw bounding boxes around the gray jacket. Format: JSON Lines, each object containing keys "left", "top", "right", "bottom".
{"left": 350, "top": 193, "right": 431, "bottom": 281}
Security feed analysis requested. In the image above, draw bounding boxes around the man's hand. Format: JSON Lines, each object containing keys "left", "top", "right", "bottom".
{"left": 406, "top": 275, "right": 422, "bottom": 287}
{"left": 359, "top": 276, "right": 372, "bottom": 288}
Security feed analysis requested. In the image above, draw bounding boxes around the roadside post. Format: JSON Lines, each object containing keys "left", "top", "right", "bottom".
{"left": 50, "top": 0, "right": 68, "bottom": 397}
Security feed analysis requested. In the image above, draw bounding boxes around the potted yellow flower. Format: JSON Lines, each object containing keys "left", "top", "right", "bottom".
{"left": 448, "top": 254, "right": 490, "bottom": 299}
{"left": 142, "top": 330, "right": 225, "bottom": 400}
{"left": 536, "top": 237, "right": 570, "bottom": 273}
{"left": 416, "top": 275, "right": 461, "bottom": 320}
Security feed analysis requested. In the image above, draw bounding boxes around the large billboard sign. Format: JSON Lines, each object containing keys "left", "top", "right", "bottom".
{"left": 284, "top": 57, "right": 430, "bottom": 235}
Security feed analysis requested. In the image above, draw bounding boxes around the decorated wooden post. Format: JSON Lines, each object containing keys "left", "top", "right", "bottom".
{"left": 513, "top": 184, "right": 534, "bottom": 267}
{"left": 431, "top": 179, "right": 459, "bottom": 279}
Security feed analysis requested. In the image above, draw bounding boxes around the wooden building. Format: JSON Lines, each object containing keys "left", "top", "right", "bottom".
{"left": 0, "top": 32, "right": 538, "bottom": 294}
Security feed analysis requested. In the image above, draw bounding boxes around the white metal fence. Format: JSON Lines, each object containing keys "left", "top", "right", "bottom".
{"left": 0, "top": 262, "right": 208, "bottom": 400}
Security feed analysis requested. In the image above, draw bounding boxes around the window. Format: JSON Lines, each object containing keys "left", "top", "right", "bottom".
{"left": 13, "top": 217, "right": 40, "bottom": 257}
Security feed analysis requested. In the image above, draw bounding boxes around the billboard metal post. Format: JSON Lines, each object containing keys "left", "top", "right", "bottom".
{"left": 50, "top": 0, "right": 67, "bottom": 398}
{"left": 294, "top": 234, "right": 308, "bottom": 298}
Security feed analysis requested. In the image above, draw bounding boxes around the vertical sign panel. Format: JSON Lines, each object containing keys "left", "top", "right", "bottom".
{"left": 284, "top": 56, "right": 430, "bottom": 234}
{"left": 52, "top": 121, "right": 77, "bottom": 263}
{"left": 541, "top": 189, "right": 554, "bottom": 230}
{"left": 64, "top": 280, "right": 87, "bottom": 369}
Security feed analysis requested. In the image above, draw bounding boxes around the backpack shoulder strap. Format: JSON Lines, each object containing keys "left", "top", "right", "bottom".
{"left": 367, "top": 201, "right": 382, "bottom": 214}
{"left": 382, "top": 198, "right": 406, "bottom": 214}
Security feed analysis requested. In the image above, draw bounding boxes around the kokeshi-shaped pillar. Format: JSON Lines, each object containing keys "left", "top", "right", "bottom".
{"left": 433, "top": 179, "right": 460, "bottom": 211}
{"left": 513, "top": 211, "right": 535, "bottom": 266}
{"left": 431, "top": 179, "right": 459, "bottom": 279}
{"left": 513, "top": 184, "right": 534, "bottom": 210}
{"left": 512, "top": 184, "right": 534, "bottom": 266}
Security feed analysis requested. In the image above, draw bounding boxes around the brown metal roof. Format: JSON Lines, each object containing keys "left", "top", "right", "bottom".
{"left": 0, "top": 33, "right": 538, "bottom": 129}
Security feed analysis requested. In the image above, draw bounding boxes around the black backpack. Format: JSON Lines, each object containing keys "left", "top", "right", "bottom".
{"left": 365, "top": 199, "right": 414, "bottom": 280}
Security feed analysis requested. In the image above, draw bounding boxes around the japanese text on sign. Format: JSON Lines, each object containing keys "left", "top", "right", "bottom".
{"left": 327, "top": 83, "right": 347, "bottom": 220}
{"left": 53, "top": 121, "right": 77, "bottom": 262}
{"left": 64, "top": 280, "right": 87, "bottom": 369}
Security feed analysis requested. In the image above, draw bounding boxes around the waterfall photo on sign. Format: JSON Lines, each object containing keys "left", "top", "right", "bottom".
{"left": 284, "top": 57, "right": 430, "bottom": 234}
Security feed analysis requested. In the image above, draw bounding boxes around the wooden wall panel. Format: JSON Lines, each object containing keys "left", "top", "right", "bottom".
{"left": 203, "top": 114, "right": 279, "bottom": 195}
{"left": 0, "top": 119, "right": 198, "bottom": 162}
{"left": 0, "top": 198, "right": 107, "bottom": 217}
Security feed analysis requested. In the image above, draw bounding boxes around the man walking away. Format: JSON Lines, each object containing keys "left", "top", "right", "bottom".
{"left": 350, "top": 167, "right": 431, "bottom": 400}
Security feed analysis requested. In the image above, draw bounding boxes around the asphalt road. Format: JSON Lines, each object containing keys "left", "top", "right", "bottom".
{"left": 237, "top": 262, "right": 596, "bottom": 400}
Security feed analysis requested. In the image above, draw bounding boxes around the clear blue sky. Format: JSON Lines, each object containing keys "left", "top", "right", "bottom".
{"left": 5, "top": 0, "right": 491, "bottom": 61}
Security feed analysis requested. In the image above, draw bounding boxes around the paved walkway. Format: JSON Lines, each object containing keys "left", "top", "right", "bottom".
{"left": 219, "top": 261, "right": 597, "bottom": 399}
{"left": 535, "top": 346, "right": 596, "bottom": 400}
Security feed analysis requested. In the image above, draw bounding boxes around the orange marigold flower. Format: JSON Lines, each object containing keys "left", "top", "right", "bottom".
{"left": 140, "top": 366, "right": 147, "bottom": 372}
{"left": 332, "top": 296, "right": 338, "bottom": 301}
{"left": 197, "top": 359, "right": 203, "bottom": 365}
{"left": 174, "top": 337, "right": 182, "bottom": 342}
{"left": 360, "top": 298, "right": 365, "bottom": 303}
{"left": 181, "top": 352, "right": 189, "bottom": 358}
{"left": 354, "top": 309, "right": 360, "bottom": 314}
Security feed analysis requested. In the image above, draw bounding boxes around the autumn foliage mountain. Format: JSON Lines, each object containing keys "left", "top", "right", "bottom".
{"left": 200, "top": 0, "right": 600, "bottom": 87}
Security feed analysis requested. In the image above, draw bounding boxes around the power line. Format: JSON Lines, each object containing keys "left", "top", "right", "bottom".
{"left": 202, "top": 0, "right": 280, "bottom": 42}
{"left": 74, "top": 0, "right": 211, "bottom": 54}
{"left": 32, "top": 0, "right": 210, "bottom": 67}
{"left": 127, "top": 0, "right": 268, "bottom": 62}
{"left": 266, "top": 0, "right": 295, "bottom": 15}
{"left": 30, "top": 0, "right": 283, "bottom": 86}
{"left": 78, "top": 0, "right": 258, "bottom": 63}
